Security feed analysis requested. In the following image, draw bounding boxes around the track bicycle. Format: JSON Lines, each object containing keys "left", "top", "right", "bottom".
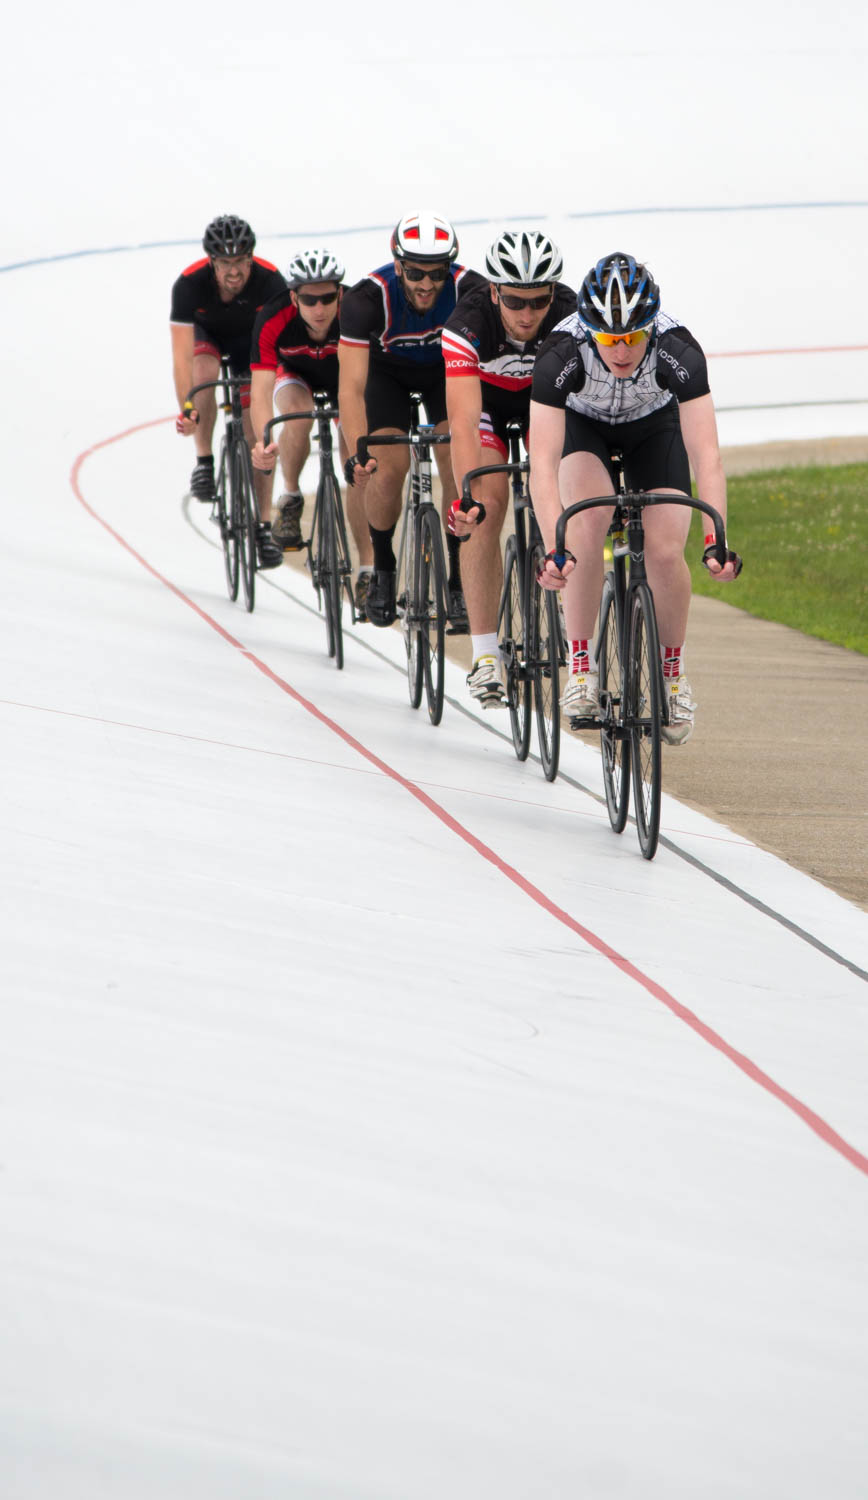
{"left": 459, "top": 425, "right": 565, "bottom": 781}
{"left": 553, "top": 460, "right": 742, "bottom": 860}
{"left": 185, "top": 357, "right": 260, "bottom": 612}
{"left": 264, "top": 393, "right": 357, "bottom": 671}
{"left": 358, "top": 395, "right": 450, "bottom": 726}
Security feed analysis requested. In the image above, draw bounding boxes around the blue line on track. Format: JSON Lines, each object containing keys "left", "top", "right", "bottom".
{"left": 2, "top": 202, "right": 867, "bottom": 274}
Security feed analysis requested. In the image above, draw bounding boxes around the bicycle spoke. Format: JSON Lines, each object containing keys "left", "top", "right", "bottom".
{"left": 597, "top": 572, "right": 630, "bottom": 832}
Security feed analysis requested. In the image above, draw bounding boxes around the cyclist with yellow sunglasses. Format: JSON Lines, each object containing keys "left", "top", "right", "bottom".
{"left": 529, "top": 251, "right": 740, "bottom": 744}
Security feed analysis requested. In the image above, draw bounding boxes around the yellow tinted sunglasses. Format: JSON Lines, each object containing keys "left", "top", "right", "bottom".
{"left": 591, "top": 326, "right": 653, "bottom": 347}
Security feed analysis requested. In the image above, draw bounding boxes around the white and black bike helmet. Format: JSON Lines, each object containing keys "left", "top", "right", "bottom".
{"left": 285, "top": 247, "right": 345, "bottom": 287}
{"left": 485, "top": 230, "right": 563, "bottom": 286}
{"left": 391, "top": 211, "right": 459, "bottom": 263}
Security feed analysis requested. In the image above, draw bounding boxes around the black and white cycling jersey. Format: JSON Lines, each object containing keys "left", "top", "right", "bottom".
{"left": 532, "top": 310, "right": 710, "bottom": 424}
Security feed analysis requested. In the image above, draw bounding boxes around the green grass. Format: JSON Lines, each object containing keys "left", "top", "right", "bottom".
{"left": 687, "top": 462, "right": 868, "bottom": 654}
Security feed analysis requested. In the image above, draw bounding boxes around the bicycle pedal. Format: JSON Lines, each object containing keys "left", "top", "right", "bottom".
{"left": 446, "top": 619, "right": 470, "bottom": 636}
{"left": 568, "top": 714, "right": 601, "bottom": 730}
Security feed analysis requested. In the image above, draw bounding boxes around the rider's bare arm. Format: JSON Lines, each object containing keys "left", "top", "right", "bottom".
{"left": 171, "top": 323, "right": 196, "bottom": 429}
{"left": 679, "top": 394, "right": 739, "bottom": 581}
{"left": 337, "top": 342, "right": 377, "bottom": 482}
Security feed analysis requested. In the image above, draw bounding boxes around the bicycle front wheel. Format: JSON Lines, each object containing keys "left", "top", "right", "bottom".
{"left": 627, "top": 582, "right": 663, "bottom": 859}
{"left": 597, "top": 571, "right": 630, "bottom": 833}
{"left": 396, "top": 495, "right": 423, "bottom": 709}
{"left": 529, "top": 545, "right": 561, "bottom": 783}
{"left": 418, "top": 508, "right": 446, "bottom": 725}
{"left": 499, "top": 536, "right": 531, "bottom": 760}
{"left": 216, "top": 440, "right": 240, "bottom": 601}
{"left": 320, "top": 471, "right": 343, "bottom": 669}
{"left": 235, "top": 442, "right": 257, "bottom": 613}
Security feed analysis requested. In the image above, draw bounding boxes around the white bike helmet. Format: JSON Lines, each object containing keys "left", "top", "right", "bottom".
{"left": 391, "top": 211, "right": 459, "bottom": 263}
{"left": 285, "top": 247, "right": 345, "bottom": 287}
{"left": 485, "top": 230, "right": 563, "bottom": 286}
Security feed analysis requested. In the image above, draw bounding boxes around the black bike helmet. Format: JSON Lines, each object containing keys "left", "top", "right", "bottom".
{"left": 203, "top": 214, "right": 256, "bottom": 258}
{"left": 577, "top": 252, "right": 660, "bottom": 334}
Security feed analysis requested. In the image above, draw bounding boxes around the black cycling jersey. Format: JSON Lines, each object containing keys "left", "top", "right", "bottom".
{"left": 442, "top": 281, "right": 576, "bottom": 426}
{"left": 532, "top": 310, "right": 710, "bottom": 424}
{"left": 339, "top": 262, "right": 486, "bottom": 369}
{"left": 170, "top": 257, "right": 287, "bottom": 352}
{"left": 250, "top": 292, "right": 340, "bottom": 399}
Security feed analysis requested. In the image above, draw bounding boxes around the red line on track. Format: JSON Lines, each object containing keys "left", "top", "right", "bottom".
{"left": 70, "top": 419, "right": 868, "bottom": 1181}
{"left": 708, "top": 343, "right": 868, "bottom": 358}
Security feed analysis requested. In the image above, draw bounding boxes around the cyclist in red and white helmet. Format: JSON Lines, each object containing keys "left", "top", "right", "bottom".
{"left": 338, "top": 211, "right": 486, "bottom": 628}
{"left": 442, "top": 228, "right": 574, "bottom": 703}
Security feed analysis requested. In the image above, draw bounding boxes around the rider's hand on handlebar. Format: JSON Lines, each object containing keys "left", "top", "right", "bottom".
{"left": 536, "top": 549, "right": 576, "bottom": 590}
{"left": 175, "top": 402, "right": 199, "bottom": 436}
{"left": 448, "top": 497, "right": 482, "bottom": 537}
{"left": 344, "top": 454, "right": 377, "bottom": 488}
{"left": 702, "top": 535, "right": 743, "bottom": 582}
{"left": 252, "top": 439, "right": 277, "bottom": 473}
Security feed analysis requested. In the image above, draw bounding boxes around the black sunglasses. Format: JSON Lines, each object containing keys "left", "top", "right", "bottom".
{"left": 296, "top": 290, "right": 340, "bottom": 307}
{"left": 497, "top": 288, "right": 553, "bottom": 311}
{"left": 401, "top": 263, "right": 450, "bottom": 283}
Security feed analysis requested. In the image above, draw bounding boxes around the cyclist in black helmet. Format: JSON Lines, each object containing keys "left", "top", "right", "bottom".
{"left": 170, "top": 215, "right": 287, "bottom": 568}
{"left": 530, "top": 251, "right": 741, "bottom": 745}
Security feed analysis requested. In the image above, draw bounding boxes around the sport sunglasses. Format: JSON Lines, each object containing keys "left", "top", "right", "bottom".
{"left": 591, "top": 324, "right": 654, "bottom": 347}
{"left": 296, "top": 291, "right": 340, "bottom": 307}
{"left": 401, "top": 263, "right": 450, "bottom": 283}
{"left": 498, "top": 288, "right": 553, "bottom": 311}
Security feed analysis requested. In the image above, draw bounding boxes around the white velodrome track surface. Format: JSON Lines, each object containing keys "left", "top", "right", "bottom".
{"left": 1, "top": 217, "right": 867, "bottom": 1497}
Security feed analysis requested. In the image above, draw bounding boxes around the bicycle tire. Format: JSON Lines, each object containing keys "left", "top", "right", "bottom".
{"left": 235, "top": 441, "right": 256, "bottom": 613}
{"left": 529, "top": 544, "right": 561, "bottom": 782}
{"left": 396, "top": 489, "right": 423, "bottom": 710}
{"left": 418, "top": 507, "right": 446, "bottom": 725}
{"left": 627, "top": 582, "right": 663, "bottom": 859}
{"left": 597, "top": 572, "right": 630, "bottom": 833}
{"left": 320, "top": 470, "right": 343, "bottom": 669}
{"left": 216, "top": 439, "right": 240, "bottom": 602}
{"left": 499, "top": 536, "right": 531, "bottom": 760}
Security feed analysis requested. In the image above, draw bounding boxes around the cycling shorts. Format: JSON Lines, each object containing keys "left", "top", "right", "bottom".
{"left": 365, "top": 358, "right": 447, "bottom": 433}
{"left": 194, "top": 327, "right": 251, "bottom": 409}
{"left": 480, "top": 407, "right": 528, "bottom": 460}
{"left": 562, "top": 399, "right": 691, "bottom": 494}
{"left": 275, "top": 365, "right": 339, "bottom": 405}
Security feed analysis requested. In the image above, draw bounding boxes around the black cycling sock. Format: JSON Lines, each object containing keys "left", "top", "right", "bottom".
{"left": 195, "top": 454, "right": 214, "bottom": 469}
{"left": 370, "top": 524, "right": 396, "bottom": 572}
{"left": 446, "top": 533, "right": 463, "bottom": 589}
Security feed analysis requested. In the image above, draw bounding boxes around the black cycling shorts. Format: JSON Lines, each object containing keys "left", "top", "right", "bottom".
{"left": 562, "top": 400, "right": 691, "bottom": 494}
{"left": 365, "top": 357, "right": 447, "bottom": 432}
{"left": 193, "top": 323, "right": 251, "bottom": 378}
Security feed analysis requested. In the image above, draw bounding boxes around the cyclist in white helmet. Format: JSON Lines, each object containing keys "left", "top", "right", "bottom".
{"left": 249, "top": 248, "right": 372, "bottom": 606}
{"left": 442, "top": 230, "right": 574, "bottom": 705}
{"left": 338, "top": 211, "right": 486, "bottom": 627}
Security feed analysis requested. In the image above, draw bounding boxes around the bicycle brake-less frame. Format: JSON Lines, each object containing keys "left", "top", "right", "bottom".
{"left": 186, "top": 356, "right": 261, "bottom": 613}
{"left": 555, "top": 468, "right": 730, "bottom": 859}
{"left": 265, "top": 393, "right": 356, "bottom": 670}
{"left": 358, "top": 395, "right": 450, "bottom": 726}
{"left": 460, "top": 425, "right": 564, "bottom": 781}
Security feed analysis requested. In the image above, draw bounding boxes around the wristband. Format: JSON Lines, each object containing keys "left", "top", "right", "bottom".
{"left": 704, "top": 531, "right": 716, "bottom": 549}
{"left": 344, "top": 455, "right": 358, "bottom": 486}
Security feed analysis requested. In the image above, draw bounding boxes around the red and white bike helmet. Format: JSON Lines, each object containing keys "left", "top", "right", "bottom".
{"left": 391, "top": 210, "right": 459, "bottom": 264}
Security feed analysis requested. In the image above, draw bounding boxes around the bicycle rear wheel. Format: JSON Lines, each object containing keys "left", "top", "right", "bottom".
{"left": 320, "top": 471, "right": 343, "bottom": 669}
{"left": 396, "top": 495, "right": 423, "bottom": 709}
{"left": 418, "top": 507, "right": 446, "bottom": 725}
{"left": 627, "top": 582, "right": 663, "bottom": 859}
{"left": 215, "top": 440, "right": 240, "bottom": 601}
{"left": 235, "top": 441, "right": 257, "bottom": 613}
{"left": 499, "top": 536, "right": 531, "bottom": 760}
{"left": 597, "top": 571, "right": 630, "bottom": 833}
{"left": 529, "top": 545, "right": 561, "bottom": 782}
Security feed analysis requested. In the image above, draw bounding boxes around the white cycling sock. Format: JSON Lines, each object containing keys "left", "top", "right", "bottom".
{"left": 471, "top": 633, "right": 500, "bottom": 662}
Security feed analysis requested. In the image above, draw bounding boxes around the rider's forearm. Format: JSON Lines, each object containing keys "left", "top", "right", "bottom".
{"left": 691, "top": 453, "right": 727, "bottom": 532}
{"left": 172, "top": 353, "right": 194, "bottom": 412}
{"left": 529, "top": 467, "right": 563, "bottom": 552}
{"left": 449, "top": 415, "right": 484, "bottom": 500}
{"left": 338, "top": 387, "right": 367, "bottom": 457}
{"left": 249, "top": 379, "right": 274, "bottom": 446}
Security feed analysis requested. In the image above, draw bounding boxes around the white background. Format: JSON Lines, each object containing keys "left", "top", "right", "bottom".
{"left": 2, "top": 4, "right": 868, "bottom": 1496}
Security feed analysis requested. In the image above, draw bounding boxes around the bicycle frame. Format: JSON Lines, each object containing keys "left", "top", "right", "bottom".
{"left": 186, "top": 356, "right": 261, "bottom": 610}
{"left": 264, "top": 392, "right": 356, "bottom": 667}
{"left": 553, "top": 466, "right": 729, "bottom": 857}
{"left": 358, "top": 393, "right": 451, "bottom": 724}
